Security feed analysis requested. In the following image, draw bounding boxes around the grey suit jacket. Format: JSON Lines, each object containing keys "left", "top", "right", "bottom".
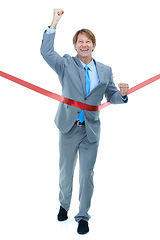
{"left": 40, "top": 32, "right": 128, "bottom": 142}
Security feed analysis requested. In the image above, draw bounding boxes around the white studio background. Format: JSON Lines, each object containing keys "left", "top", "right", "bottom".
{"left": 0, "top": 0, "right": 160, "bottom": 239}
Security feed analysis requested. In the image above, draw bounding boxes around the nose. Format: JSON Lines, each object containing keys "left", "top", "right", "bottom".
{"left": 81, "top": 43, "right": 87, "bottom": 48}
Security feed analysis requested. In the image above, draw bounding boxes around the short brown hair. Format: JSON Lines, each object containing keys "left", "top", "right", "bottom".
{"left": 73, "top": 29, "right": 96, "bottom": 46}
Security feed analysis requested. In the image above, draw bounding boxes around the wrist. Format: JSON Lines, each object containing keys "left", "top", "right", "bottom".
{"left": 50, "top": 21, "right": 58, "bottom": 29}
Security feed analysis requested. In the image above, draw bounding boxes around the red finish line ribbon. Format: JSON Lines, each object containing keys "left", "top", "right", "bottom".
{"left": 0, "top": 71, "right": 160, "bottom": 111}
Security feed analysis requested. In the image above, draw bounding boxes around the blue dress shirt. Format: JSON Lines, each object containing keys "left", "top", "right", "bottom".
{"left": 78, "top": 58, "right": 100, "bottom": 91}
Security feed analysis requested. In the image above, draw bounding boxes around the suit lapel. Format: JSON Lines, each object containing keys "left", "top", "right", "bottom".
{"left": 73, "top": 55, "right": 86, "bottom": 95}
{"left": 95, "top": 60, "right": 104, "bottom": 84}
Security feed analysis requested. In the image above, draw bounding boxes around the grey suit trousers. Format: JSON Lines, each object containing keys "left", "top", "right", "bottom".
{"left": 59, "top": 123, "right": 99, "bottom": 222}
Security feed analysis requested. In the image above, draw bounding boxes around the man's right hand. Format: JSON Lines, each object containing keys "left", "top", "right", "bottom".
{"left": 50, "top": 9, "right": 64, "bottom": 29}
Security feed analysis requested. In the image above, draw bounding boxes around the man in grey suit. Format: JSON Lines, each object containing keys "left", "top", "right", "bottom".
{"left": 40, "top": 9, "right": 129, "bottom": 235}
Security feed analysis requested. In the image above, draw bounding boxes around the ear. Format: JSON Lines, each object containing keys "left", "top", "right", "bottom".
{"left": 74, "top": 44, "right": 77, "bottom": 51}
{"left": 92, "top": 44, "right": 96, "bottom": 52}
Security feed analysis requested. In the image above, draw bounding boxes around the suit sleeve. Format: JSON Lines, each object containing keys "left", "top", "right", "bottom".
{"left": 105, "top": 67, "right": 128, "bottom": 104}
{"left": 40, "top": 32, "right": 69, "bottom": 85}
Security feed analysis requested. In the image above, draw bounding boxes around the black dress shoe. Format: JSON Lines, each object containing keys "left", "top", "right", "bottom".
{"left": 57, "top": 206, "right": 68, "bottom": 221}
{"left": 77, "top": 220, "right": 89, "bottom": 234}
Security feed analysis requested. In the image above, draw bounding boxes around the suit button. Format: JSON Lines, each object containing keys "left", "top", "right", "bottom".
{"left": 77, "top": 111, "right": 80, "bottom": 114}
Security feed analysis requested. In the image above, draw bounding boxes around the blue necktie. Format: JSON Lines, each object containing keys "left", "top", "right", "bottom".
{"left": 84, "top": 65, "right": 90, "bottom": 95}
{"left": 77, "top": 65, "right": 90, "bottom": 123}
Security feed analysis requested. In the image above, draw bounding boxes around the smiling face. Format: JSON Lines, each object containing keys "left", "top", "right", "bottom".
{"left": 74, "top": 33, "right": 95, "bottom": 64}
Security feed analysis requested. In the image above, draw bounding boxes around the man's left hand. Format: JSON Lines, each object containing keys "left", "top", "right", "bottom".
{"left": 118, "top": 83, "right": 129, "bottom": 97}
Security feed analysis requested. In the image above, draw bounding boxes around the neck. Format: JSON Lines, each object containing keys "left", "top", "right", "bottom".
{"left": 78, "top": 55, "right": 92, "bottom": 65}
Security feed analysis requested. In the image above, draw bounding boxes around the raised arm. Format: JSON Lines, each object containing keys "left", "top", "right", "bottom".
{"left": 40, "top": 9, "right": 68, "bottom": 83}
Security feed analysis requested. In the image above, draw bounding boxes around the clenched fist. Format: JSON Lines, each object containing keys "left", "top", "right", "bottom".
{"left": 50, "top": 9, "right": 64, "bottom": 29}
{"left": 118, "top": 83, "right": 129, "bottom": 97}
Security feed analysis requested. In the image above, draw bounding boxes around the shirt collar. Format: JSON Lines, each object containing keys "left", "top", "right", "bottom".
{"left": 78, "top": 58, "right": 94, "bottom": 71}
